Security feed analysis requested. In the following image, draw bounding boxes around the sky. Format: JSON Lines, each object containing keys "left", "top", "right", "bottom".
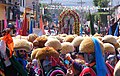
{"left": 40, "top": 0, "right": 120, "bottom": 7}
{"left": 40, "top": 0, "right": 93, "bottom": 6}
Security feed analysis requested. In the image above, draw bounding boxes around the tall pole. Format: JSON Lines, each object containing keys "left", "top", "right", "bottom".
{"left": 80, "top": 0, "right": 83, "bottom": 35}
{"left": 36, "top": 0, "right": 39, "bottom": 27}
{"left": 51, "top": 0, "right": 53, "bottom": 5}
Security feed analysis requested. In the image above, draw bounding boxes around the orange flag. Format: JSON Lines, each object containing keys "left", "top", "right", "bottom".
{"left": 2, "top": 34, "right": 14, "bottom": 57}
{"left": 22, "top": 10, "right": 28, "bottom": 36}
{"left": 40, "top": 15, "right": 45, "bottom": 35}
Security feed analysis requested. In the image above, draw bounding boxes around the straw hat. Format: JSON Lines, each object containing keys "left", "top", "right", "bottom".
{"left": 117, "top": 39, "right": 120, "bottom": 43}
{"left": 14, "top": 39, "right": 32, "bottom": 52}
{"left": 102, "top": 35, "right": 117, "bottom": 44}
{"left": 60, "top": 34, "right": 67, "bottom": 37}
{"left": 35, "top": 47, "right": 59, "bottom": 60}
{"left": 114, "top": 60, "right": 120, "bottom": 76}
{"left": 45, "top": 39, "right": 61, "bottom": 50}
{"left": 73, "top": 34, "right": 78, "bottom": 37}
{"left": 27, "top": 33, "right": 38, "bottom": 43}
{"left": 79, "top": 37, "right": 104, "bottom": 53}
{"left": 64, "top": 35, "right": 74, "bottom": 42}
{"left": 15, "top": 35, "right": 28, "bottom": 40}
{"left": 102, "top": 35, "right": 119, "bottom": 49}
{"left": 103, "top": 43, "right": 115, "bottom": 53}
{"left": 93, "top": 33, "right": 102, "bottom": 37}
{"left": 28, "top": 41, "right": 33, "bottom": 50}
{"left": 71, "top": 36, "right": 84, "bottom": 47}
{"left": 60, "top": 42, "right": 74, "bottom": 54}
{"left": 31, "top": 48, "right": 41, "bottom": 60}
{"left": 33, "top": 36, "right": 47, "bottom": 48}
{"left": 48, "top": 36, "right": 63, "bottom": 43}
{"left": 114, "top": 42, "right": 120, "bottom": 49}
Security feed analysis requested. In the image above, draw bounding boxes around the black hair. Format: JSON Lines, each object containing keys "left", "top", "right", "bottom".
{"left": 7, "top": 23, "right": 15, "bottom": 29}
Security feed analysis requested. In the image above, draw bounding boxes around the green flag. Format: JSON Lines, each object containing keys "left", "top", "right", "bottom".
{"left": 89, "top": 10, "right": 95, "bottom": 35}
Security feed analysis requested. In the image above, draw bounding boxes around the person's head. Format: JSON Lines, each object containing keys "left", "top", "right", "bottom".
{"left": 42, "top": 59, "right": 52, "bottom": 72}
{"left": 15, "top": 49, "right": 28, "bottom": 59}
{"left": 14, "top": 39, "right": 33, "bottom": 59}
{"left": 2, "top": 28, "right": 11, "bottom": 36}
{"left": 2, "top": 29, "right": 6, "bottom": 36}
{"left": 72, "top": 58, "right": 85, "bottom": 75}
{"left": 7, "top": 23, "right": 14, "bottom": 30}
{"left": 77, "top": 52, "right": 85, "bottom": 60}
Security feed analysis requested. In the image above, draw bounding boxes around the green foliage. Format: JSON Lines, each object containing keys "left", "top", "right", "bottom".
{"left": 93, "top": 0, "right": 110, "bottom": 7}
{"left": 94, "top": 14, "right": 101, "bottom": 23}
{"left": 43, "top": 14, "right": 52, "bottom": 22}
{"left": 93, "top": 0, "right": 99, "bottom": 6}
{"left": 94, "top": 12, "right": 109, "bottom": 25}
{"left": 85, "top": 12, "right": 95, "bottom": 22}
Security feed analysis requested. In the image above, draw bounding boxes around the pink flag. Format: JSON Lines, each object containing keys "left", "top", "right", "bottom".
{"left": 16, "top": 15, "right": 20, "bottom": 35}
{"left": 40, "top": 15, "right": 45, "bottom": 35}
{"left": 4, "top": 10, "right": 7, "bottom": 29}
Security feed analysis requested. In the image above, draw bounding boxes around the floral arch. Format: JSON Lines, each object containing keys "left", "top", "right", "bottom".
{"left": 59, "top": 10, "right": 80, "bottom": 35}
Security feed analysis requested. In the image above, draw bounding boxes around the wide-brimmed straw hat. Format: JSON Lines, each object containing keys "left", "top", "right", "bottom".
{"left": 27, "top": 33, "right": 38, "bottom": 43}
{"left": 64, "top": 35, "right": 75, "bottom": 42}
{"left": 14, "top": 39, "right": 32, "bottom": 52}
{"left": 45, "top": 39, "right": 61, "bottom": 50}
{"left": 114, "top": 60, "right": 120, "bottom": 76}
{"left": 48, "top": 36, "right": 63, "bottom": 43}
{"left": 35, "top": 47, "right": 59, "bottom": 60}
{"left": 102, "top": 35, "right": 117, "bottom": 44}
{"left": 93, "top": 33, "right": 102, "bottom": 37}
{"left": 71, "top": 36, "right": 84, "bottom": 47}
{"left": 59, "top": 34, "right": 67, "bottom": 37}
{"left": 15, "top": 35, "right": 28, "bottom": 40}
{"left": 103, "top": 43, "right": 115, "bottom": 54}
{"left": 79, "top": 37, "right": 104, "bottom": 53}
{"left": 102, "top": 35, "right": 119, "bottom": 49}
{"left": 33, "top": 36, "right": 48, "bottom": 48}
{"left": 60, "top": 42, "right": 74, "bottom": 54}
{"left": 31, "top": 48, "right": 41, "bottom": 60}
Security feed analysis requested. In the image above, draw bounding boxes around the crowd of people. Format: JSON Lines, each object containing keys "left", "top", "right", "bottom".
{"left": 0, "top": 23, "right": 120, "bottom": 76}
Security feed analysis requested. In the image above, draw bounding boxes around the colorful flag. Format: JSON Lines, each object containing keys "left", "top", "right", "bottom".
{"left": 2, "top": 34, "right": 14, "bottom": 57}
{"left": 89, "top": 10, "right": 95, "bottom": 35}
{"left": 80, "top": 24, "right": 83, "bottom": 36}
{"left": 108, "top": 26, "right": 112, "bottom": 35}
{"left": 16, "top": 15, "right": 21, "bottom": 35}
{"left": 29, "top": 19, "right": 33, "bottom": 34}
{"left": 114, "top": 24, "right": 119, "bottom": 36}
{"left": 4, "top": 10, "right": 7, "bottom": 29}
{"left": 22, "top": 10, "right": 28, "bottom": 36}
{"left": 40, "top": 15, "right": 45, "bottom": 35}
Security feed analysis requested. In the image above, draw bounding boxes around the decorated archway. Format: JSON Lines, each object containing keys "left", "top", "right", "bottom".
{"left": 59, "top": 9, "right": 80, "bottom": 35}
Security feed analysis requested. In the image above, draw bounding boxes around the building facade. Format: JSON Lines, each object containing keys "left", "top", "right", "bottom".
{"left": 0, "top": 0, "right": 26, "bottom": 33}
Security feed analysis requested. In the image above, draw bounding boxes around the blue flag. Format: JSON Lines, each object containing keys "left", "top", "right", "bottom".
{"left": 92, "top": 37, "right": 108, "bottom": 76}
{"left": 80, "top": 25, "right": 83, "bottom": 36}
{"left": 108, "top": 26, "right": 112, "bottom": 35}
{"left": 114, "top": 24, "right": 119, "bottom": 36}
{"left": 29, "top": 20, "right": 33, "bottom": 34}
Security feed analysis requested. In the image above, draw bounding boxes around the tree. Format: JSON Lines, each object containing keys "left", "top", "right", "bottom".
{"left": 93, "top": 0, "right": 110, "bottom": 7}
{"left": 93, "top": 0, "right": 99, "bottom": 6}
